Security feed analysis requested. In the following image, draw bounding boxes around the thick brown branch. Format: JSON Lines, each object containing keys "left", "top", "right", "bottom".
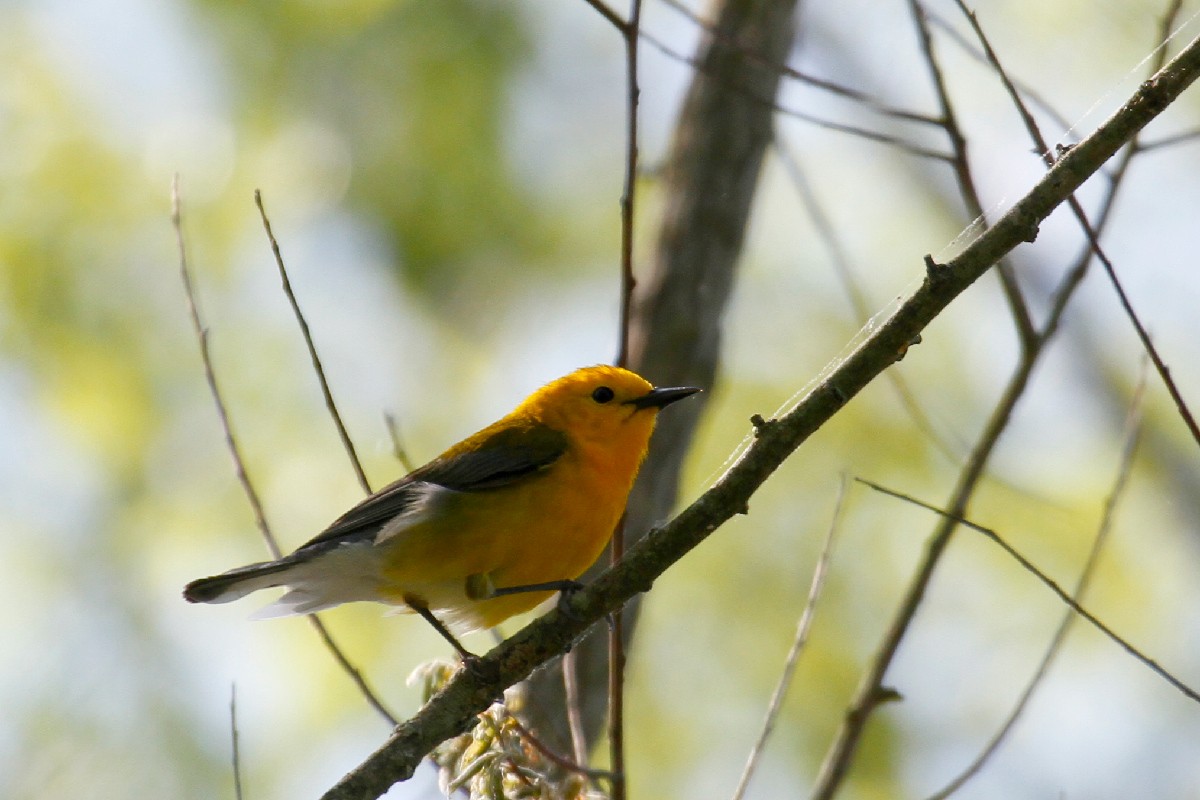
{"left": 523, "top": 0, "right": 801, "bottom": 761}
{"left": 319, "top": 35, "right": 1200, "bottom": 800}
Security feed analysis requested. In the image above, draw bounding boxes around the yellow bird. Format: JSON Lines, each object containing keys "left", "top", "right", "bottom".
{"left": 183, "top": 365, "right": 699, "bottom": 655}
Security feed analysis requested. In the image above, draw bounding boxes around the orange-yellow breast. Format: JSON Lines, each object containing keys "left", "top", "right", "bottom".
{"left": 377, "top": 367, "right": 660, "bottom": 632}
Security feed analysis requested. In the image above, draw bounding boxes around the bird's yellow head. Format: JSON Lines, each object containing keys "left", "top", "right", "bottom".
{"left": 518, "top": 365, "right": 699, "bottom": 453}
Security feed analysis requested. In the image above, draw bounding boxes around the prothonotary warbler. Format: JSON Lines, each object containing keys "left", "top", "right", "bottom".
{"left": 183, "top": 365, "right": 699, "bottom": 656}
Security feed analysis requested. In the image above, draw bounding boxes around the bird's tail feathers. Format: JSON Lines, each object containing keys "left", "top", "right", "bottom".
{"left": 183, "top": 558, "right": 299, "bottom": 605}
{"left": 184, "top": 542, "right": 382, "bottom": 619}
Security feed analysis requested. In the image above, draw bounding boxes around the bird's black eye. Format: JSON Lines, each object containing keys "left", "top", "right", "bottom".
{"left": 592, "top": 386, "right": 615, "bottom": 404}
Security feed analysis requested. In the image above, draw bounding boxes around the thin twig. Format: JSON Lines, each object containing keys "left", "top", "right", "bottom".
{"left": 656, "top": 0, "right": 943, "bottom": 126}
{"left": 909, "top": 0, "right": 1038, "bottom": 349}
{"left": 173, "top": 177, "right": 278, "bottom": 559}
{"left": 580, "top": 0, "right": 628, "bottom": 32}
{"left": 383, "top": 411, "right": 416, "bottom": 473}
{"left": 321, "top": 34, "right": 1200, "bottom": 798}
{"left": 562, "top": 648, "right": 589, "bottom": 767}
{"left": 614, "top": 3, "right": 643, "bottom": 796}
{"left": 808, "top": 6, "right": 1168, "bottom": 793}
{"left": 924, "top": 10, "right": 1074, "bottom": 133}
{"left": 1137, "top": 125, "right": 1200, "bottom": 151}
{"left": 731, "top": 477, "right": 846, "bottom": 800}
{"left": 637, "top": 28, "right": 952, "bottom": 162}
{"left": 307, "top": 625, "right": 399, "bottom": 726}
{"left": 230, "top": 684, "right": 244, "bottom": 800}
{"left": 174, "top": 179, "right": 398, "bottom": 727}
{"left": 925, "top": 365, "right": 1148, "bottom": 799}
{"left": 507, "top": 717, "right": 614, "bottom": 783}
{"left": 610, "top": 3, "right": 643, "bottom": 798}
{"left": 954, "top": 0, "right": 1200, "bottom": 450}
{"left": 857, "top": 477, "right": 1200, "bottom": 704}
{"left": 254, "top": 190, "right": 373, "bottom": 495}
{"left": 1082, "top": 236, "right": 1200, "bottom": 445}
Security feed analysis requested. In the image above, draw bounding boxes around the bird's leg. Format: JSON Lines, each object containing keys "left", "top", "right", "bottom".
{"left": 405, "top": 593, "right": 476, "bottom": 661}
{"left": 488, "top": 578, "right": 584, "bottom": 598}
{"left": 467, "top": 572, "right": 585, "bottom": 618}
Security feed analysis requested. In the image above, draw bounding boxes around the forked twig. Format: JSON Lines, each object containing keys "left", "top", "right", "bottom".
{"left": 253, "top": 190, "right": 373, "bottom": 494}
{"left": 636, "top": 23, "right": 951, "bottom": 161}
{"left": 954, "top": 0, "right": 1200, "bottom": 450}
{"left": 383, "top": 411, "right": 416, "bottom": 473}
{"left": 858, "top": 477, "right": 1200, "bottom": 704}
{"left": 926, "top": 368, "right": 1148, "bottom": 799}
{"left": 809, "top": 5, "right": 1177, "bottom": 794}
{"left": 909, "top": 0, "right": 1037, "bottom": 348}
{"left": 731, "top": 477, "right": 846, "bottom": 800}
{"left": 173, "top": 178, "right": 398, "bottom": 727}
{"left": 656, "top": 0, "right": 944, "bottom": 126}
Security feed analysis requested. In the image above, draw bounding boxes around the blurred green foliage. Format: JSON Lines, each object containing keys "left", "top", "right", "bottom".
{"left": 196, "top": 0, "right": 559, "bottom": 297}
{"left": 3, "top": 1, "right": 1199, "bottom": 799}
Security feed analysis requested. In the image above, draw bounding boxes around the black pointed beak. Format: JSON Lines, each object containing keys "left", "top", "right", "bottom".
{"left": 627, "top": 385, "right": 702, "bottom": 410}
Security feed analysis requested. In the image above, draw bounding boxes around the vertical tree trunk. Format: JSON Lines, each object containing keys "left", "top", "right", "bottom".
{"left": 523, "top": 0, "right": 801, "bottom": 756}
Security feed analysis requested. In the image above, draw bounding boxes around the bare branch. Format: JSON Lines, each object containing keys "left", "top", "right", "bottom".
{"left": 954, "top": 0, "right": 1200, "bottom": 449}
{"left": 382, "top": 411, "right": 416, "bottom": 473}
{"left": 319, "top": 37, "right": 1200, "bottom": 799}
{"left": 254, "top": 190, "right": 372, "bottom": 495}
{"left": 609, "top": 0, "right": 644, "bottom": 791}
{"left": 732, "top": 477, "right": 846, "bottom": 800}
{"left": 174, "top": 179, "right": 397, "bottom": 727}
{"left": 909, "top": 0, "right": 1038, "bottom": 348}
{"left": 858, "top": 477, "right": 1199, "bottom": 704}
{"left": 637, "top": 26, "right": 953, "bottom": 161}
{"left": 173, "top": 177, "right": 278, "bottom": 559}
{"left": 925, "top": 368, "right": 1148, "bottom": 799}
{"left": 810, "top": 9, "right": 1191, "bottom": 794}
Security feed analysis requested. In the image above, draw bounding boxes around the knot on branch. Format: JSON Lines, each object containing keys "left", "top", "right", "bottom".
{"left": 750, "top": 413, "right": 776, "bottom": 436}
{"left": 923, "top": 253, "right": 947, "bottom": 281}
{"left": 895, "top": 333, "right": 922, "bottom": 363}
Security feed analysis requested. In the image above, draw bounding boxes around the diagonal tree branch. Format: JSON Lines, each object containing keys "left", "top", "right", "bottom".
{"left": 810, "top": 11, "right": 1193, "bottom": 795}
{"left": 955, "top": 0, "right": 1200, "bottom": 449}
{"left": 319, "top": 31, "right": 1200, "bottom": 800}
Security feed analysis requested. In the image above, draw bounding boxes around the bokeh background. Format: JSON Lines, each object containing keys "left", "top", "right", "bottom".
{"left": 3, "top": 0, "right": 1200, "bottom": 798}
